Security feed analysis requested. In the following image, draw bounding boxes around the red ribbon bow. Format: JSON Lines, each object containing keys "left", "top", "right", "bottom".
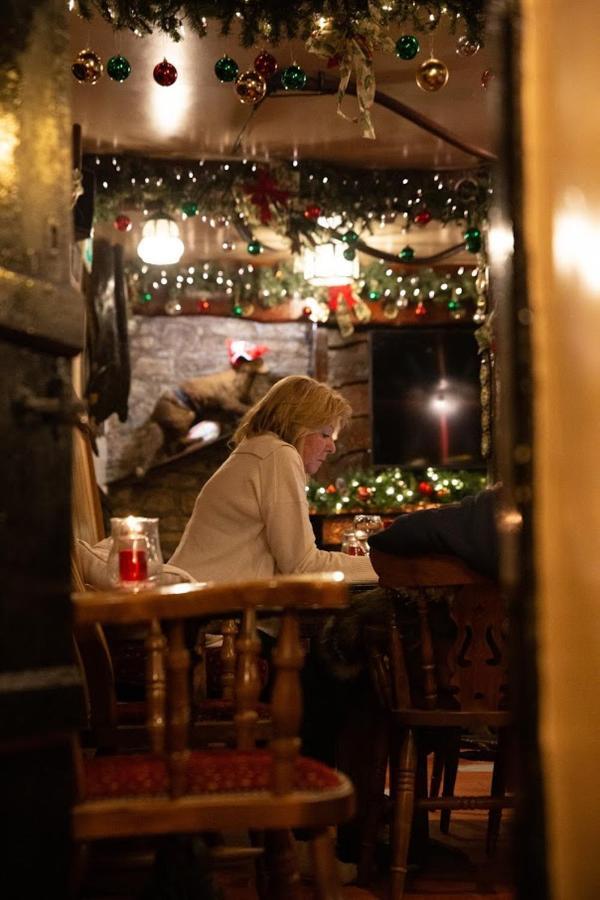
{"left": 243, "top": 170, "right": 291, "bottom": 225}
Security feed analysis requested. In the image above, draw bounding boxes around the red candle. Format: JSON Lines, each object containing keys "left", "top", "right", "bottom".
{"left": 119, "top": 547, "right": 148, "bottom": 582}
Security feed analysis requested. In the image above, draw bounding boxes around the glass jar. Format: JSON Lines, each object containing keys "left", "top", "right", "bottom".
{"left": 340, "top": 529, "right": 368, "bottom": 556}
{"left": 352, "top": 514, "right": 384, "bottom": 550}
{"left": 107, "top": 516, "right": 163, "bottom": 590}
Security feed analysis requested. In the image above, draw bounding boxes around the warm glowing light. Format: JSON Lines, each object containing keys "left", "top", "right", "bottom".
{"left": 303, "top": 242, "right": 359, "bottom": 286}
{"left": 150, "top": 42, "right": 190, "bottom": 135}
{"left": 554, "top": 190, "right": 600, "bottom": 295}
{"left": 137, "top": 217, "right": 184, "bottom": 265}
{"left": 0, "top": 112, "right": 18, "bottom": 186}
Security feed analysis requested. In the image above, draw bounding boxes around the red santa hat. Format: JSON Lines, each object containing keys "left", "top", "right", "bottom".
{"left": 226, "top": 339, "right": 269, "bottom": 368}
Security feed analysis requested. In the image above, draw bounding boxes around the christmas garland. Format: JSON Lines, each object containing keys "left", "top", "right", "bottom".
{"left": 90, "top": 154, "right": 491, "bottom": 249}
{"left": 133, "top": 257, "right": 484, "bottom": 323}
{"left": 307, "top": 465, "right": 488, "bottom": 514}
{"left": 75, "top": 1, "right": 485, "bottom": 47}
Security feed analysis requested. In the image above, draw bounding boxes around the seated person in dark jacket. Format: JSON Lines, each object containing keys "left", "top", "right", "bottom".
{"left": 368, "top": 483, "right": 501, "bottom": 580}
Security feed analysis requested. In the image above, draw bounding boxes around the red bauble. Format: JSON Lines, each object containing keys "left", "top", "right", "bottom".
{"left": 304, "top": 204, "right": 322, "bottom": 221}
{"left": 113, "top": 214, "right": 132, "bottom": 232}
{"left": 419, "top": 482, "right": 434, "bottom": 496}
{"left": 302, "top": 305, "right": 312, "bottom": 317}
{"left": 415, "top": 301, "right": 427, "bottom": 317}
{"left": 196, "top": 299, "right": 210, "bottom": 313}
{"left": 357, "top": 486, "right": 372, "bottom": 500}
{"left": 326, "top": 484, "right": 337, "bottom": 494}
{"left": 254, "top": 50, "right": 278, "bottom": 78}
{"left": 414, "top": 209, "right": 432, "bottom": 226}
{"left": 153, "top": 58, "right": 178, "bottom": 86}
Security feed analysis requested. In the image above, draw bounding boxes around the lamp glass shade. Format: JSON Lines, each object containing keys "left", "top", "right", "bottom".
{"left": 137, "top": 217, "right": 184, "bottom": 265}
{"left": 303, "top": 241, "right": 359, "bottom": 286}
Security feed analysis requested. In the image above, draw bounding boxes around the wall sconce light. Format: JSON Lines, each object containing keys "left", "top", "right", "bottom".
{"left": 137, "top": 216, "right": 184, "bottom": 265}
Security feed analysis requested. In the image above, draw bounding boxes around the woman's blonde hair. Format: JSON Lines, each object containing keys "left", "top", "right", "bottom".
{"left": 232, "top": 375, "right": 351, "bottom": 447}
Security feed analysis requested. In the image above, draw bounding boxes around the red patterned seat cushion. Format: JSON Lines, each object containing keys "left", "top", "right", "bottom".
{"left": 195, "top": 699, "right": 271, "bottom": 721}
{"left": 83, "top": 750, "right": 343, "bottom": 800}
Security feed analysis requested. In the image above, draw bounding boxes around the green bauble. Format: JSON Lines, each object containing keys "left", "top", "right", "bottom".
{"left": 399, "top": 245, "right": 414, "bottom": 261}
{"left": 342, "top": 229, "right": 358, "bottom": 244}
{"left": 214, "top": 55, "right": 239, "bottom": 83}
{"left": 343, "top": 247, "right": 356, "bottom": 262}
{"left": 107, "top": 54, "right": 131, "bottom": 82}
{"left": 181, "top": 201, "right": 198, "bottom": 217}
{"left": 368, "top": 290, "right": 381, "bottom": 301}
{"left": 464, "top": 227, "right": 482, "bottom": 253}
{"left": 447, "top": 298, "right": 460, "bottom": 310}
{"left": 395, "top": 35, "right": 420, "bottom": 61}
{"left": 247, "top": 239, "right": 262, "bottom": 255}
{"left": 281, "top": 65, "right": 307, "bottom": 90}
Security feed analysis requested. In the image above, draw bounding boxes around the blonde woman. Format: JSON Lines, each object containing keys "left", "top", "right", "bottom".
{"left": 170, "top": 375, "right": 376, "bottom": 584}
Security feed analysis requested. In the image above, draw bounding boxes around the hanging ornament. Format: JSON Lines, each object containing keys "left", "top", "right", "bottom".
{"left": 254, "top": 50, "right": 278, "bottom": 78}
{"left": 303, "top": 204, "right": 322, "bottom": 221}
{"left": 418, "top": 481, "right": 434, "bottom": 496}
{"left": 106, "top": 54, "right": 131, "bottom": 82}
{"left": 113, "top": 214, "right": 132, "bottom": 232}
{"left": 326, "top": 484, "right": 337, "bottom": 494}
{"left": 196, "top": 299, "right": 210, "bottom": 313}
{"left": 153, "top": 59, "right": 178, "bottom": 86}
{"left": 415, "top": 300, "right": 427, "bottom": 317}
{"left": 464, "top": 226, "right": 482, "bottom": 253}
{"left": 416, "top": 58, "right": 449, "bottom": 92}
{"left": 456, "top": 36, "right": 480, "bottom": 57}
{"left": 343, "top": 247, "right": 356, "bottom": 261}
{"left": 214, "top": 55, "right": 239, "bottom": 83}
{"left": 72, "top": 49, "right": 103, "bottom": 84}
{"left": 414, "top": 209, "right": 432, "bottom": 226}
{"left": 235, "top": 70, "right": 267, "bottom": 104}
{"left": 232, "top": 304, "right": 244, "bottom": 317}
{"left": 247, "top": 239, "right": 262, "bottom": 255}
{"left": 399, "top": 245, "right": 415, "bottom": 261}
{"left": 181, "top": 201, "right": 198, "bottom": 217}
{"left": 367, "top": 289, "right": 381, "bottom": 301}
{"left": 165, "top": 299, "right": 183, "bottom": 316}
{"left": 395, "top": 35, "right": 420, "bottom": 60}
{"left": 481, "top": 69, "right": 495, "bottom": 90}
{"left": 454, "top": 177, "right": 480, "bottom": 205}
{"left": 357, "top": 486, "right": 373, "bottom": 500}
{"left": 281, "top": 65, "right": 307, "bottom": 91}
{"left": 342, "top": 229, "right": 359, "bottom": 244}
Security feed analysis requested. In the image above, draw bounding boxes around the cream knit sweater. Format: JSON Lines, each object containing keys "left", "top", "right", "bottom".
{"left": 169, "top": 433, "right": 377, "bottom": 584}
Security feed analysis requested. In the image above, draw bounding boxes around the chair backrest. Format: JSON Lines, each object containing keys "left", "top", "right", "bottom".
{"left": 72, "top": 575, "right": 348, "bottom": 797}
{"left": 369, "top": 549, "right": 509, "bottom": 716}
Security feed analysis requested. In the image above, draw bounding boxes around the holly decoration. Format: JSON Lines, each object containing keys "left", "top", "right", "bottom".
{"left": 464, "top": 226, "right": 482, "bottom": 252}
{"left": 343, "top": 247, "right": 356, "bottom": 261}
{"left": 416, "top": 58, "right": 449, "bottom": 92}
{"left": 281, "top": 65, "right": 307, "bottom": 90}
{"left": 235, "top": 70, "right": 267, "bottom": 104}
{"left": 303, "top": 204, "right": 322, "bottom": 221}
{"left": 153, "top": 59, "right": 178, "bottom": 86}
{"left": 106, "top": 54, "right": 131, "bottom": 82}
{"left": 72, "top": 49, "right": 103, "bottom": 84}
{"left": 254, "top": 50, "right": 278, "bottom": 78}
{"left": 414, "top": 209, "right": 432, "bottom": 226}
{"left": 395, "top": 35, "right": 420, "bottom": 60}
{"left": 181, "top": 201, "right": 198, "bottom": 217}
{"left": 247, "top": 239, "right": 262, "bottom": 255}
{"left": 214, "top": 55, "right": 239, "bottom": 83}
{"left": 342, "top": 229, "right": 359, "bottom": 244}
{"left": 113, "top": 214, "right": 132, "bottom": 232}
{"left": 399, "top": 245, "right": 415, "bottom": 261}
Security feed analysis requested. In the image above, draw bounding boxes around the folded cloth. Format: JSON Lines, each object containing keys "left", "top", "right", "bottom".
{"left": 75, "top": 537, "right": 196, "bottom": 591}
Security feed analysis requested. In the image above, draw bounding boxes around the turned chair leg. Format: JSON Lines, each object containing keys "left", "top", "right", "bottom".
{"left": 389, "top": 728, "right": 417, "bottom": 900}
{"left": 310, "top": 827, "right": 345, "bottom": 900}
{"left": 487, "top": 727, "right": 509, "bottom": 855}
{"left": 440, "top": 729, "right": 461, "bottom": 834}
{"left": 357, "top": 719, "right": 389, "bottom": 885}
{"left": 430, "top": 749, "right": 444, "bottom": 800}
{"left": 263, "top": 829, "right": 302, "bottom": 900}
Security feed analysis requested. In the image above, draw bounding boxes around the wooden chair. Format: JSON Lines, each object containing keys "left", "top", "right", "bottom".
{"left": 359, "top": 549, "right": 512, "bottom": 898}
{"left": 71, "top": 421, "right": 272, "bottom": 751}
{"left": 71, "top": 575, "right": 355, "bottom": 900}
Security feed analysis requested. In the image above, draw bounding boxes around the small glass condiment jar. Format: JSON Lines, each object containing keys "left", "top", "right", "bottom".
{"left": 340, "top": 529, "right": 369, "bottom": 556}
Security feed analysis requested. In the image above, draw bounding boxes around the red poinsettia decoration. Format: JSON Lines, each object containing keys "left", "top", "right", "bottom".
{"left": 243, "top": 169, "right": 291, "bottom": 225}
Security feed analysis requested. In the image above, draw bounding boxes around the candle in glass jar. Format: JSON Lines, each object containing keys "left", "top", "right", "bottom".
{"left": 119, "top": 545, "right": 148, "bottom": 582}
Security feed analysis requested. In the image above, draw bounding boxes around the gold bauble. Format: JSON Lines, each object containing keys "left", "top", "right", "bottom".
{"left": 456, "top": 36, "right": 480, "bottom": 57}
{"left": 416, "top": 58, "right": 449, "bottom": 93}
{"left": 234, "top": 70, "right": 267, "bottom": 104}
{"left": 72, "top": 49, "right": 103, "bottom": 84}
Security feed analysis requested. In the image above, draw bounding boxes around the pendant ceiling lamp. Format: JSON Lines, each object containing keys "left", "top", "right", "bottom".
{"left": 302, "top": 216, "right": 359, "bottom": 286}
{"left": 137, "top": 216, "right": 184, "bottom": 265}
